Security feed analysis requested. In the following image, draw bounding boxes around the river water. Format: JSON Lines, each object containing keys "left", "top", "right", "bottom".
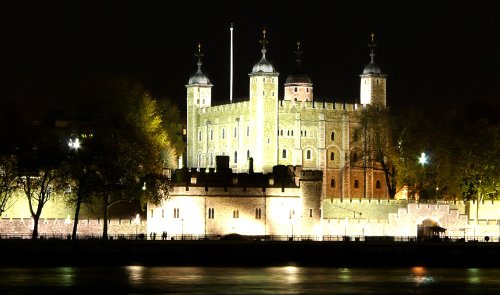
{"left": 0, "top": 266, "right": 499, "bottom": 294}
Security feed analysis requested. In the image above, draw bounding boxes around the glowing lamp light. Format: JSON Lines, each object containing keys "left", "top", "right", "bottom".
{"left": 68, "top": 138, "right": 80, "bottom": 150}
{"left": 418, "top": 152, "right": 428, "bottom": 166}
{"left": 142, "top": 182, "right": 147, "bottom": 191}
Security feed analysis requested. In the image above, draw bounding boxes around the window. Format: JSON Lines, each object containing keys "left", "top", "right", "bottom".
{"left": 289, "top": 209, "right": 295, "bottom": 219}
{"left": 353, "top": 132, "right": 359, "bottom": 142}
{"left": 173, "top": 208, "right": 180, "bottom": 218}
{"left": 208, "top": 208, "right": 215, "bottom": 219}
{"left": 330, "top": 152, "right": 335, "bottom": 161}
{"left": 331, "top": 132, "right": 335, "bottom": 141}
{"left": 294, "top": 97, "right": 298, "bottom": 101}
{"left": 210, "top": 129, "right": 213, "bottom": 140}
{"left": 255, "top": 208, "right": 262, "bottom": 219}
{"left": 196, "top": 99, "right": 200, "bottom": 104}
{"left": 304, "top": 130, "right": 307, "bottom": 137}
{"left": 222, "top": 128, "right": 225, "bottom": 139}
{"left": 247, "top": 150, "right": 250, "bottom": 159}
{"left": 352, "top": 152, "right": 358, "bottom": 162}
{"left": 263, "top": 78, "right": 266, "bottom": 82}
{"left": 198, "top": 130, "right": 202, "bottom": 142}
{"left": 280, "top": 130, "right": 283, "bottom": 136}
{"left": 162, "top": 209, "right": 164, "bottom": 218}
{"left": 291, "top": 130, "right": 294, "bottom": 136}
{"left": 234, "top": 127, "right": 237, "bottom": 138}
{"left": 247, "top": 126, "right": 250, "bottom": 136}
{"left": 376, "top": 180, "right": 381, "bottom": 189}
{"left": 306, "top": 88, "right": 309, "bottom": 93}
{"left": 233, "top": 210, "right": 239, "bottom": 218}
{"left": 150, "top": 209, "right": 154, "bottom": 218}
{"left": 306, "top": 150, "right": 311, "bottom": 160}
{"left": 294, "top": 87, "right": 298, "bottom": 93}
{"left": 234, "top": 151, "right": 238, "bottom": 163}
{"left": 354, "top": 180, "right": 359, "bottom": 189}
{"left": 202, "top": 99, "right": 205, "bottom": 104}
{"left": 330, "top": 179, "right": 335, "bottom": 188}
{"left": 197, "top": 153, "right": 202, "bottom": 167}
{"left": 309, "top": 209, "right": 313, "bottom": 218}
{"left": 282, "top": 149, "right": 287, "bottom": 159}
{"left": 287, "top": 130, "right": 290, "bottom": 136}
{"left": 210, "top": 153, "right": 213, "bottom": 166}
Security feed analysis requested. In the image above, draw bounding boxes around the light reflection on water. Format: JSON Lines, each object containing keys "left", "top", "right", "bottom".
{"left": 1, "top": 266, "right": 500, "bottom": 294}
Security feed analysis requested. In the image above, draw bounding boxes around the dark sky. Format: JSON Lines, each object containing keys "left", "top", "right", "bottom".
{"left": 1, "top": 1, "right": 498, "bottom": 122}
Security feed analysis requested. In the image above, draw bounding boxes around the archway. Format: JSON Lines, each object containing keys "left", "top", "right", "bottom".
{"left": 417, "top": 218, "right": 446, "bottom": 240}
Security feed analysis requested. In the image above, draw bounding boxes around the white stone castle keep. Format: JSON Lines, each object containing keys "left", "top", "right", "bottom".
{"left": 186, "top": 31, "right": 388, "bottom": 200}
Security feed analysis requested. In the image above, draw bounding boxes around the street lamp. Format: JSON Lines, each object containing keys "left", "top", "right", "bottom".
{"left": 68, "top": 138, "right": 80, "bottom": 150}
{"left": 418, "top": 152, "right": 428, "bottom": 166}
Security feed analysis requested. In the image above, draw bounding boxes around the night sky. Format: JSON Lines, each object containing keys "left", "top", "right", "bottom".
{"left": 1, "top": 1, "right": 498, "bottom": 122}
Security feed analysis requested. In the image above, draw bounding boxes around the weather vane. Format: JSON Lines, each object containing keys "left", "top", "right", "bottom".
{"left": 259, "top": 28, "right": 268, "bottom": 49}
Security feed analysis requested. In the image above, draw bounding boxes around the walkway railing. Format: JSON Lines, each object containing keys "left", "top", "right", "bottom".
{"left": 0, "top": 233, "right": 498, "bottom": 243}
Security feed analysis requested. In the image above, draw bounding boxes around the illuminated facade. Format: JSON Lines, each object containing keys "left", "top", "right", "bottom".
{"left": 186, "top": 31, "right": 388, "bottom": 200}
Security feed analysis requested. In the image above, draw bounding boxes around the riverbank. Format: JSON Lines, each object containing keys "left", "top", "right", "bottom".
{"left": 1, "top": 239, "right": 499, "bottom": 267}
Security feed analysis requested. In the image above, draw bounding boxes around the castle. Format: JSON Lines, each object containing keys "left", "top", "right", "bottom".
{"left": 145, "top": 31, "right": 500, "bottom": 240}
{"left": 2, "top": 31, "right": 499, "bottom": 241}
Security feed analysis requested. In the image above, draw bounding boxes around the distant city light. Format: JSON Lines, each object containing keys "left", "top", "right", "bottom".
{"left": 68, "top": 138, "right": 80, "bottom": 150}
{"left": 419, "top": 152, "right": 428, "bottom": 166}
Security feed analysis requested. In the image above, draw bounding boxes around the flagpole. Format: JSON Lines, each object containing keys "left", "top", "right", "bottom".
{"left": 230, "top": 23, "right": 233, "bottom": 103}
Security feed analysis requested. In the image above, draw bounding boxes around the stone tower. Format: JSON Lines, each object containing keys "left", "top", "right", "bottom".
{"left": 248, "top": 30, "right": 279, "bottom": 173}
{"left": 186, "top": 44, "right": 213, "bottom": 168}
{"left": 360, "top": 34, "right": 387, "bottom": 107}
{"left": 284, "top": 42, "right": 313, "bottom": 102}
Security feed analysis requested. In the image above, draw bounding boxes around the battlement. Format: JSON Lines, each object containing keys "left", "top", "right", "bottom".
{"left": 279, "top": 99, "right": 361, "bottom": 111}
{"left": 198, "top": 100, "right": 250, "bottom": 115}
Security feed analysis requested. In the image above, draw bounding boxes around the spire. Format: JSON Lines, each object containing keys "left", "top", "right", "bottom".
{"left": 362, "top": 33, "right": 382, "bottom": 75}
{"left": 188, "top": 43, "right": 211, "bottom": 85}
{"left": 195, "top": 43, "right": 204, "bottom": 72}
{"left": 259, "top": 28, "right": 268, "bottom": 58}
{"left": 251, "top": 28, "right": 275, "bottom": 74}
{"left": 368, "top": 33, "right": 377, "bottom": 63}
{"left": 294, "top": 41, "right": 303, "bottom": 69}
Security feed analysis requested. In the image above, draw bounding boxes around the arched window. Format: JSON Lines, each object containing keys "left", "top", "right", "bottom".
{"left": 330, "top": 152, "right": 335, "bottom": 161}
{"left": 376, "top": 180, "right": 381, "bottom": 189}
{"left": 294, "top": 97, "right": 298, "bottom": 101}
{"left": 331, "top": 132, "right": 335, "bottom": 141}
{"left": 294, "top": 87, "right": 298, "bottom": 92}
{"left": 282, "top": 149, "right": 287, "bottom": 159}
{"left": 306, "top": 150, "right": 311, "bottom": 160}
{"left": 234, "top": 151, "right": 238, "bottom": 163}
{"left": 330, "top": 179, "right": 335, "bottom": 188}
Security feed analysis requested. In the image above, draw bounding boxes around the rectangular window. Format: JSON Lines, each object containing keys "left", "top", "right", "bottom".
{"left": 162, "top": 209, "right": 164, "bottom": 218}
{"left": 354, "top": 180, "right": 359, "bottom": 189}
{"left": 150, "top": 209, "right": 154, "bottom": 218}
{"left": 208, "top": 208, "right": 215, "bottom": 219}
{"left": 173, "top": 208, "right": 180, "bottom": 218}
{"left": 309, "top": 209, "right": 313, "bottom": 217}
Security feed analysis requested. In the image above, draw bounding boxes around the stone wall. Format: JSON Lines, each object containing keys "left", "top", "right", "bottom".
{"left": 0, "top": 218, "right": 147, "bottom": 237}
